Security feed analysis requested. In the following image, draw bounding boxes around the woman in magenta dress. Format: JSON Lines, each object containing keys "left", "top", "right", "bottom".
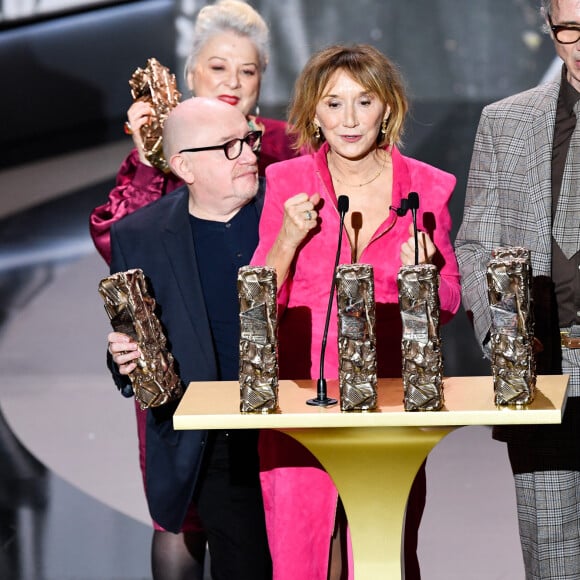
{"left": 251, "top": 44, "right": 461, "bottom": 579}
{"left": 90, "top": 0, "right": 296, "bottom": 265}
{"left": 89, "top": 2, "right": 296, "bottom": 579}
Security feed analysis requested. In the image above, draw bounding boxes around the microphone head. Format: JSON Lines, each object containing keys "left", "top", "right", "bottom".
{"left": 396, "top": 198, "right": 409, "bottom": 216}
{"left": 408, "top": 192, "right": 419, "bottom": 210}
{"left": 337, "top": 195, "right": 349, "bottom": 214}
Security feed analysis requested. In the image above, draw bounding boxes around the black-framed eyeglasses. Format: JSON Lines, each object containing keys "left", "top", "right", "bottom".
{"left": 548, "top": 13, "right": 580, "bottom": 44}
{"left": 178, "top": 130, "right": 262, "bottom": 160}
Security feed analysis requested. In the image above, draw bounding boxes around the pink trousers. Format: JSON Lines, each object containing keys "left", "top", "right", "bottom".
{"left": 259, "top": 430, "right": 354, "bottom": 579}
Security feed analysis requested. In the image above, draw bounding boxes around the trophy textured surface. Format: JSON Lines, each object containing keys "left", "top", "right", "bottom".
{"left": 487, "top": 247, "right": 536, "bottom": 406}
{"left": 238, "top": 266, "right": 279, "bottom": 413}
{"left": 336, "top": 264, "right": 377, "bottom": 411}
{"left": 98, "top": 269, "right": 183, "bottom": 409}
{"left": 398, "top": 264, "right": 444, "bottom": 411}
{"left": 128, "top": 57, "right": 181, "bottom": 173}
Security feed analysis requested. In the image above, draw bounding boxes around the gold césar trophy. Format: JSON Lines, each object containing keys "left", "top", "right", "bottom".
{"left": 98, "top": 269, "right": 183, "bottom": 409}
{"left": 487, "top": 247, "right": 536, "bottom": 406}
{"left": 396, "top": 193, "right": 444, "bottom": 411}
{"left": 128, "top": 57, "right": 182, "bottom": 172}
{"left": 336, "top": 264, "right": 378, "bottom": 411}
{"left": 237, "top": 266, "right": 279, "bottom": 413}
{"left": 398, "top": 263, "right": 444, "bottom": 411}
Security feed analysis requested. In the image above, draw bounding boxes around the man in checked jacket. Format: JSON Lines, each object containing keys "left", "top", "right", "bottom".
{"left": 455, "top": 1, "right": 580, "bottom": 578}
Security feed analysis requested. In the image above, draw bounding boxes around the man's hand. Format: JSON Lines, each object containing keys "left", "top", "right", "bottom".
{"left": 107, "top": 332, "right": 141, "bottom": 374}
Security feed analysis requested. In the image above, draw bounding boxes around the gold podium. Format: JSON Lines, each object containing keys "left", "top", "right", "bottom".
{"left": 173, "top": 376, "right": 569, "bottom": 579}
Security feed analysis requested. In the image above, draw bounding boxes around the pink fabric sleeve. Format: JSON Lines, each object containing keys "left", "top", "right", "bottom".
{"left": 428, "top": 181, "right": 461, "bottom": 325}
{"left": 437, "top": 249, "right": 462, "bottom": 325}
{"left": 250, "top": 169, "right": 292, "bottom": 310}
{"left": 89, "top": 149, "right": 183, "bottom": 264}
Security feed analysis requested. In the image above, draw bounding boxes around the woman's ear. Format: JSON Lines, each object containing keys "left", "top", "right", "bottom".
{"left": 383, "top": 104, "right": 391, "bottom": 122}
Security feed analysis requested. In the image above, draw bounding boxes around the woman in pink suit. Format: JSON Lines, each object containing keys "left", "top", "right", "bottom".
{"left": 251, "top": 44, "right": 461, "bottom": 579}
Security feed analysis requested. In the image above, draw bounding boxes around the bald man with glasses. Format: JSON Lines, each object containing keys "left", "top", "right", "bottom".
{"left": 456, "top": 1, "right": 580, "bottom": 578}
{"left": 106, "top": 97, "right": 271, "bottom": 580}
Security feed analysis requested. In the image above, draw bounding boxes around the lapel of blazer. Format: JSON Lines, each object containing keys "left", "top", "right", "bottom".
{"left": 160, "top": 188, "right": 216, "bottom": 369}
{"left": 525, "top": 82, "right": 559, "bottom": 272}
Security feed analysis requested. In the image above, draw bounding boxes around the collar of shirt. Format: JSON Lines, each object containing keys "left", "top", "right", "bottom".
{"left": 560, "top": 64, "right": 580, "bottom": 115}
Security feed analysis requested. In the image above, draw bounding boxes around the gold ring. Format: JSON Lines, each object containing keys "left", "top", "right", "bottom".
{"left": 124, "top": 121, "right": 133, "bottom": 135}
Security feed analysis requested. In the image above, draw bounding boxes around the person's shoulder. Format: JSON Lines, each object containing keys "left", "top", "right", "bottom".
{"left": 257, "top": 115, "right": 298, "bottom": 162}
{"left": 125, "top": 184, "right": 187, "bottom": 220}
{"left": 113, "top": 185, "right": 188, "bottom": 233}
{"left": 398, "top": 149, "right": 455, "bottom": 189}
{"left": 257, "top": 116, "right": 287, "bottom": 132}
{"left": 265, "top": 152, "right": 315, "bottom": 176}
{"left": 482, "top": 81, "right": 559, "bottom": 118}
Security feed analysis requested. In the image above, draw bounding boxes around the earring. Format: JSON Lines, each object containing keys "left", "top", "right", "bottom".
{"left": 380, "top": 118, "right": 388, "bottom": 135}
{"left": 314, "top": 124, "right": 321, "bottom": 140}
{"left": 255, "top": 103, "right": 261, "bottom": 117}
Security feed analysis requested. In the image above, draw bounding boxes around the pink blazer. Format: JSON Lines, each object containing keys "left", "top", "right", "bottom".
{"left": 252, "top": 142, "right": 461, "bottom": 380}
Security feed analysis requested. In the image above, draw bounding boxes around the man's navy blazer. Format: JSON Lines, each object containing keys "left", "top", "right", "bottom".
{"left": 109, "top": 183, "right": 264, "bottom": 532}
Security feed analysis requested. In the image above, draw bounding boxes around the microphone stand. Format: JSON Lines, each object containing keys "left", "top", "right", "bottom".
{"left": 307, "top": 196, "right": 349, "bottom": 406}
{"left": 408, "top": 192, "right": 419, "bottom": 265}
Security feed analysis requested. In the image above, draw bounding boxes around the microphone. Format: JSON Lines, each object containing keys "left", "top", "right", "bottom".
{"left": 390, "top": 197, "right": 408, "bottom": 217}
{"left": 407, "top": 192, "right": 420, "bottom": 265}
{"left": 307, "top": 194, "right": 349, "bottom": 407}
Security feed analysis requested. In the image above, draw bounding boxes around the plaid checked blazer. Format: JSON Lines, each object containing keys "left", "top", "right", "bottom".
{"left": 455, "top": 79, "right": 571, "bottom": 385}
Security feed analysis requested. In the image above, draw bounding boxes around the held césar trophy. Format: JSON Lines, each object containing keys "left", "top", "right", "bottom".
{"left": 238, "top": 266, "right": 279, "bottom": 413}
{"left": 98, "top": 269, "right": 183, "bottom": 409}
{"left": 128, "top": 57, "right": 181, "bottom": 173}
{"left": 397, "top": 263, "right": 444, "bottom": 411}
{"left": 335, "top": 264, "right": 378, "bottom": 411}
{"left": 486, "top": 247, "right": 536, "bottom": 406}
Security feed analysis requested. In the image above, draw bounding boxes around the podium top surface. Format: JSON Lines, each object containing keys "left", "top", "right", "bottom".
{"left": 173, "top": 375, "right": 569, "bottom": 431}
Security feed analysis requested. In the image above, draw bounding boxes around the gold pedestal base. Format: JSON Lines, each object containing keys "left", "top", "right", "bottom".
{"left": 282, "top": 426, "right": 452, "bottom": 580}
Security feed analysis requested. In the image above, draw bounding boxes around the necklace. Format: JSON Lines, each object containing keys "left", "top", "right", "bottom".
{"left": 330, "top": 153, "right": 387, "bottom": 188}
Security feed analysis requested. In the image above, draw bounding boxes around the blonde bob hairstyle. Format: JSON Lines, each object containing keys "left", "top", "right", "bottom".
{"left": 289, "top": 44, "right": 408, "bottom": 152}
